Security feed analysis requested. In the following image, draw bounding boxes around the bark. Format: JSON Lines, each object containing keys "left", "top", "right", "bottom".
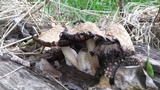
{"left": 0, "top": 56, "right": 67, "bottom": 90}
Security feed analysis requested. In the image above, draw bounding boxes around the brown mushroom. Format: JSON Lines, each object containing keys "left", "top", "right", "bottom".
{"left": 32, "top": 24, "right": 80, "bottom": 70}
{"left": 60, "top": 21, "right": 105, "bottom": 75}
{"left": 92, "top": 23, "right": 140, "bottom": 85}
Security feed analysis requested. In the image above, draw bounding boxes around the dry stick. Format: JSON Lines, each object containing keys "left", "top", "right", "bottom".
{"left": 83, "top": 10, "right": 111, "bottom": 13}
{"left": 0, "top": 8, "right": 20, "bottom": 16}
{"left": 25, "top": 1, "right": 42, "bottom": 36}
{"left": 153, "top": 6, "right": 160, "bottom": 25}
{"left": 3, "top": 22, "right": 14, "bottom": 36}
{"left": 28, "top": 13, "right": 41, "bottom": 35}
{"left": 0, "top": 66, "right": 24, "bottom": 79}
{"left": 58, "top": 0, "right": 61, "bottom": 14}
{"left": 0, "top": 15, "right": 19, "bottom": 20}
{"left": 119, "top": 0, "right": 124, "bottom": 17}
{"left": 50, "top": 76, "right": 69, "bottom": 90}
{"left": 0, "top": 0, "right": 41, "bottom": 43}
{"left": 0, "top": 36, "right": 32, "bottom": 49}
{"left": 7, "top": 49, "right": 31, "bottom": 67}
{"left": 112, "top": 8, "right": 119, "bottom": 24}
{"left": 14, "top": 52, "right": 41, "bottom": 55}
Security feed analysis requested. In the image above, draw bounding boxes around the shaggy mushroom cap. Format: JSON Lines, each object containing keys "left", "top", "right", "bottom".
{"left": 60, "top": 21, "right": 105, "bottom": 42}
{"left": 32, "top": 24, "right": 80, "bottom": 70}
{"left": 92, "top": 23, "right": 140, "bottom": 84}
{"left": 104, "top": 23, "right": 135, "bottom": 56}
{"left": 32, "top": 24, "right": 73, "bottom": 46}
{"left": 92, "top": 23, "right": 136, "bottom": 58}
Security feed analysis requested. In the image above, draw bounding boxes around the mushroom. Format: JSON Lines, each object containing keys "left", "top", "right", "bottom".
{"left": 60, "top": 21, "right": 105, "bottom": 75}
{"left": 32, "top": 24, "right": 80, "bottom": 70}
{"left": 92, "top": 23, "right": 140, "bottom": 85}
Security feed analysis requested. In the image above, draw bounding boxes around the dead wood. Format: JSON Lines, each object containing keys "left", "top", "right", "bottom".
{"left": 0, "top": 56, "right": 67, "bottom": 90}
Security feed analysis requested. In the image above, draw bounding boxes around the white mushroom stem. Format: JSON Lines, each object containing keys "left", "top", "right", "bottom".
{"left": 61, "top": 46, "right": 80, "bottom": 70}
{"left": 77, "top": 49, "right": 91, "bottom": 73}
{"left": 86, "top": 39, "right": 99, "bottom": 75}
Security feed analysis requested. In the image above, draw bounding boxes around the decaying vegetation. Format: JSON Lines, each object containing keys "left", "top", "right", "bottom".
{"left": 0, "top": 0, "right": 160, "bottom": 90}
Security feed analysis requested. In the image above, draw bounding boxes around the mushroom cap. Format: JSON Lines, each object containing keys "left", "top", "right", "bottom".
{"left": 104, "top": 23, "right": 135, "bottom": 56}
{"left": 92, "top": 23, "right": 135, "bottom": 59}
{"left": 32, "top": 24, "right": 73, "bottom": 46}
{"left": 38, "top": 24, "right": 65, "bottom": 42}
{"left": 70, "top": 22, "right": 104, "bottom": 36}
{"left": 60, "top": 22, "right": 105, "bottom": 42}
{"left": 92, "top": 24, "right": 139, "bottom": 84}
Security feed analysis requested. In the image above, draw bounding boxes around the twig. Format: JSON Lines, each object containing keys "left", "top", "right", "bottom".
{"left": 14, "top": 52, "right": 41, "bottom": 55}
{"left": 5, "top": 49, "right": 31, "bottom": 67}
{"left": 0, "top": 36, "right": 32, "bottom": 49}
{"left": 50, "top": 76, "right": 69, "bottom": 90}
{"left": 112, "top": 8, "right": 119, "bottom": 24}
{"left": 58, "top": 0, "right": 61, "bottom": 14}
{"left": 0, "top": 15, "right": 19, "bottom": 20}
{"left": 119, "top": 0, "right": 124, "bottom": 17}
{"left": 153, "top": 6, "right": 160, "bottom": 25}
{"left": 0, "top": 66, "right": 24, "bottom": 79}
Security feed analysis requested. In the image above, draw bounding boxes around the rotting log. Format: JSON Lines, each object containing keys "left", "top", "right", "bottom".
{"left": 57, "top": 63, "right": 97, "bottom": 90}
{"left": 0, "top": 56, "right": 67, "bottom": 90}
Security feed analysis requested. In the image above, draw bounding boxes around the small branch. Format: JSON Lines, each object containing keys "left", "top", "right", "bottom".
{"left": 0, "top": 36, "right": 32, "bottom": 49}
{"left": 50, "top": 76, "right": 69, "bottom": 90}
{"left": 119, "top": 0, "right": 124, "bottom": 17}
{"left": 0, "top": 66, "right": 24, "bottom": 79}
{"left": 153, "top": 6, "right": 160, "bottom": 25}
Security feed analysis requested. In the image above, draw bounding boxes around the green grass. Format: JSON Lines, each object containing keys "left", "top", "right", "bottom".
{"left": 42, "top": 0, "right": 159, "bottom": 23}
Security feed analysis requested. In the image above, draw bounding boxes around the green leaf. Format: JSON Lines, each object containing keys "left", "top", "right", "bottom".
{"left": 146, "top": 57, "right": 154, "bottom": 78}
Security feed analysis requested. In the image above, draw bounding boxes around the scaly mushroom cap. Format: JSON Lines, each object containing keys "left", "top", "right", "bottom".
{"left": 93, "top": 24, "right": 139, "bottom": 84}
{"left": 93, "top": 23, "right": 135, "bottom": 58}
{"left": 32, "top": 24, "right": 73, "bottom": 46}
{"left": 104, "top": 23, "right": 135, "bottom": 56}
{"left": 60, "top": 22, "right": 105, "bottom": 42}
{"left": 32, "top": 24, "right": 80, "bottom": 70}
{"left": 71, "top": 22, "right": 104, "bottom": 36}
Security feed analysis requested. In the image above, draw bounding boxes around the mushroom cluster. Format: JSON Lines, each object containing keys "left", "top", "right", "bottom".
{"left": 33, "top": 21, "right": 140, "bottom": 85}
{"left": 92, "top": 23, "right": 140, "bottom": 84}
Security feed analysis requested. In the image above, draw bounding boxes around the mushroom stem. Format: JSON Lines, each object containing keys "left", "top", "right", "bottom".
{"left": 86, "top": 39, "right": 99, "bottom": 75}
{"left": 61, "top": 46, "right": 80, "bottom": 70}
{"left": 77, "top": 49, "right": 91, "bottom": 73}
